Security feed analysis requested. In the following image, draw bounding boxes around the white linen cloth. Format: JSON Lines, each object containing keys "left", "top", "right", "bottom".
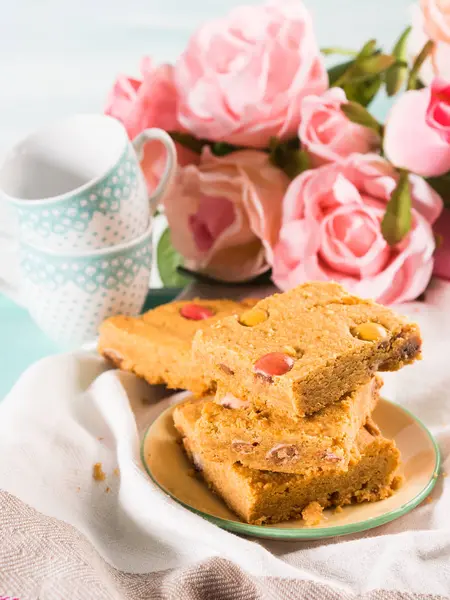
{"left": 0, "top": 280, "right": 449, "bottom": 598}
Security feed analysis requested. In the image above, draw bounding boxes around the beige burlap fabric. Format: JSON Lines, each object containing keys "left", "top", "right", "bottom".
{"left": 0, "top": 492, "right": 447, "bottom": 600}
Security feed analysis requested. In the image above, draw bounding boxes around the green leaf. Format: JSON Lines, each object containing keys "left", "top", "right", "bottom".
{"left": 328, "top": 40, "right": 385, "bottom": 106}
{"left": 385, "top": 64, "right": 407, "bottom": 96}
{"left": 355, "top": 39, "right": 378, "bottom": 62}
{"left": 211, "top": 142, "right": 239, "bottom": 156}
{"left": 327, "top": 60, "right": 354, "bottom": 86}
{"left": 269, "top": 137, "right": 307, "bottom": 179}
{"left": 168, "top": 131, "right": 207, "bottom": 154}
{"left": 415, "top": 79, "right": 426, "bottom": 90}
{"left": 407, "top": 40, "right": 435, "bottom": 90}
{"left": 168, "top": 133, "right": 246, "bottom": 157}
{"left": 343, "top": 75, "right": 382, "bottom": 107}
{"left": 157, "top": 228, "right": 190, "bottom": 287}
{"left": 357, "top": 54, "right": 396, "bottom": 75}
{"left": 381, "top": 170, "right": 412, "bottom": 245}
{"left": 341, "top": 101, "right": 382, "bottom": 134}
{"left": 332, "top": 42, "right": 379, "bottom": 87}
{"left": 385, "top": 26, "right": 411, "bottom": 96}
{"left": 321, "top": 47, "right": 358, "bottom": 57}
{"left": 283, "top": 149, "right": 310, "bottom": 179}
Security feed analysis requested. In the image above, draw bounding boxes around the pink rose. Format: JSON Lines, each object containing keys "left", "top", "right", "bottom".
{"left": 298, "top": 88, "right": 380, "bottom": 166}
{"left": 105, "top": 57, "right": 198, "bottom": 192}
{"left": 384, "top": 85, "right": 450, "bottom": 177}
{"left": 409, "top": 2, "right": 450, "bottom": 83}
{"left": 272, "top": 154, "right": 443, "bottom": 304}
{"left": 106, "top": 57, "right": 179, "bottom": 138}
{"left": 164, "top": 148, "right": 290, "bottom": 282}
{"left": 426, "top": 77, "right": 450, "bottom": 141}
{"left": 174, "top": 0, "right": 327, "bottom": 148}
{"left": 421, "top": 0, "right": 450, "bottom": 43}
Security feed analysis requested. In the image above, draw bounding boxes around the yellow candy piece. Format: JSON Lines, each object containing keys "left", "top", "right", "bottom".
{"left": 239, "top": 308, "right": 268, "bottom": 327}
{"left": 352, "top": 322, "right": 388, "bottom": 342}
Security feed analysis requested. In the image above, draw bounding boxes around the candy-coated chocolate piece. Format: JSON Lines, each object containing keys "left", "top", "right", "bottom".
{"left": 180, "top": 303, "right": 215, "bottom": 321}
{"left": 254, "top": 352, "right": 294, "bottom": 377}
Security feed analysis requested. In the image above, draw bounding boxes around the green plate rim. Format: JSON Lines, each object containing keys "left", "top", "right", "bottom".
{"left": 140, "top": 398, "right": 441, "bottom": 540}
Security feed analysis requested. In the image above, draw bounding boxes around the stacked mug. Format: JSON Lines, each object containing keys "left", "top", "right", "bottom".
{"left": 0, "top": 114, "right": 177, "bottom": 347}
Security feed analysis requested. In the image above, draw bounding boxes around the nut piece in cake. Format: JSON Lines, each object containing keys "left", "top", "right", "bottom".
{"left": 195, "top": 377, "right": 381, "bottom": 475}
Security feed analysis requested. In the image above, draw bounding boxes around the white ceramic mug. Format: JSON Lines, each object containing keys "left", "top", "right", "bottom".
{"left": 17, "top": 222, "right": 153, "bottom": 347}
{"left": 0, "top": 114, "right": 176, "bottom": 251}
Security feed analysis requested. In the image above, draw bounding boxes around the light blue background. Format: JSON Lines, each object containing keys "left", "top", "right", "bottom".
{"left": 0, "top": 0, "right": 412, "bottom": 154}
{"left": 0, "top": 0, "right": 413, "bottom": 397}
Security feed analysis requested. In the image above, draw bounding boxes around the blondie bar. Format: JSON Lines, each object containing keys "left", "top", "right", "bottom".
{"left": 192, "top": 282, "right": 421, "bottom": 416}
{"left": 98, "top": 298, "right": 256, "bottom": 395}
{"left": 195, "top": 377, "right": 380, "bottom": 475}
{"left": 173, "top": 400, "right": 402, "bottom": 525}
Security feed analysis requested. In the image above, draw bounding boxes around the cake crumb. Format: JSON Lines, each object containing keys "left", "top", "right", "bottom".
{"left": 113, "top": 468, "right": 120, "bottom": 477}
{"left": 97, "top": 436, "right": 104, "bottom": 441}
{"left": 425, "top": 496, "right": 433, "bottom": 504}
{"left": 333, "top": 505, "right": 343, "bottom": 514}
{"left": 76, "top": 486, "right": 81, "bottom": 493}
{"left": 302, "top": 501, "right": 324, "bottom": 526}
{"left": 443, "top": 472, "right": 448, "bottom": 478}
{"left": 391, "top": 475, "right": 404, "bottom": 491}
{"left": 105, "top": 486, "right": 111, "bottom": 493}
{"left": 93, "top": 462, "right": 106, "bottom": 482}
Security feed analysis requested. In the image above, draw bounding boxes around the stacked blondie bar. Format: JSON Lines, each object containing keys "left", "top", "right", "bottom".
{"left": 99, "top": 282, "right": 422, "bottom": 525}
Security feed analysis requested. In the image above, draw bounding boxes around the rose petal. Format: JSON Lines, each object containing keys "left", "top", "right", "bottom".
{"left": 174, "top": 0, "right": 327, "bottom": 148}
{"left": 421, "top": 0, "right": 450, "bottom": 43}
{"left": 409, "top": 173, "right": 444, "bottom": 224}
{"left": 426, "top": 76, "right": 450, "bottom": 143}
{"left": 272, "top": 153, "right": 443, "bottom": 303}
{"left": 319, "top": 204, "right": 390, "bottom": 278}
{"left": 299, "top": 88, "right": 379, "bottom": 166}
{"left": 384, "top": 88, "right": 450, "bottom": 177}
{"left": 164, "top": 148, "right": 288, "bottom": 282}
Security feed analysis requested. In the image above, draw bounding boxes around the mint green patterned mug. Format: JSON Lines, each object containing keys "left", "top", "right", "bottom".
{"left": 17, "top": 222, "right": 153, "bottom": 347}
{"left": 0, "top": 114, "right": 176, "bottom": 251}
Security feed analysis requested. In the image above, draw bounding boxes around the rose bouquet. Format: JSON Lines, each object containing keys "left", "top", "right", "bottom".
{"left": 106, "top": 0, "right": 450, "bottom": 304}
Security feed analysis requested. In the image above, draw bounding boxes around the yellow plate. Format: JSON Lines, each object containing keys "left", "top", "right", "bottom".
{"left": 141, "top": 398, "right": 440, "bottom": 540}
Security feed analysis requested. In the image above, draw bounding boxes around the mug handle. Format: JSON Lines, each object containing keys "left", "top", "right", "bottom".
{"left": 132, "top": 128, "right": 177, "bottom": 216}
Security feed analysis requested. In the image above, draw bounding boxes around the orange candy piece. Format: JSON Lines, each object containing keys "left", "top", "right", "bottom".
{"left": 254, "top": 352, "right": 294, "bottom": 377}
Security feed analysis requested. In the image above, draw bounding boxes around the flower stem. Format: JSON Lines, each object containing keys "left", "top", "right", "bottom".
{"left": 407, "top": 40, "right": 435, "bottom": 90}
